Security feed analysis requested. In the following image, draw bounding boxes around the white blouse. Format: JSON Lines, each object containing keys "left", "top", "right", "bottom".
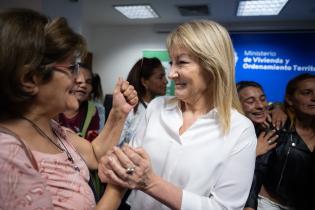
{"left": 128, "top": 96, "right": 257, "bottom": 210}
{"left": 118, "top": 102, "right": 147, "bottom": 146}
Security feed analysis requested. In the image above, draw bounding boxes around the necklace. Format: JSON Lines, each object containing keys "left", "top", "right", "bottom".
{"left": 21, "top": 116, "right": 80, "bottom": 171}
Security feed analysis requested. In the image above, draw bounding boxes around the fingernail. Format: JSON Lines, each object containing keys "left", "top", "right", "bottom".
{"left": 108, "top": 155, "right": 113, "bottom": 162}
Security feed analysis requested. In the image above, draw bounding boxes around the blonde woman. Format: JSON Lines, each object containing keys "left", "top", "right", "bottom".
{"left": 99, "top": 20, "right": 257, "bottom": 210}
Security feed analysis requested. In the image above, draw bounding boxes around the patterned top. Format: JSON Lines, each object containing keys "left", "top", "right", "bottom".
{"left": 0, "top": 121, "right": 96, "bottom": 210}
{"left": 118, "top": 102, "right": 147, "bottom": 146}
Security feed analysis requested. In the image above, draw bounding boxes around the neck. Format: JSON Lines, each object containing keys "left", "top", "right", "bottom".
{"left": 295, "top": 114, "right": 315, "bottom": 133}
{"left": 142, "top": 93, "right": 153, "bottom": 103}
{"left": 181, "top": 92, "right": 213, "bottom": 116}
{"left": 22, "top": 113, "right": 52, "bottom": 131}
{"left": 21, "top": 114, "right": 55, "bottom": 137}
{"left": 64, "top": 108, "right": 79, "bottom": 118}
{"left": 181, "top": 100, "right": 213, "bottom": 116}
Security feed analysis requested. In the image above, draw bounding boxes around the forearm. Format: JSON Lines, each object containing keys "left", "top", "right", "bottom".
{"left": 144, "top": 174, "right": 182, "bottom": 210}
{"left": 92, "top": 109, "right": 127, "bottom": 162}
{"left": 95, "top": 184, "right": 126, "bottom": 210}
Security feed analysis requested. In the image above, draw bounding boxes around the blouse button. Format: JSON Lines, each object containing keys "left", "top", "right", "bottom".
{"left": 291, "top": 142, "right": 296, "bottom": 147}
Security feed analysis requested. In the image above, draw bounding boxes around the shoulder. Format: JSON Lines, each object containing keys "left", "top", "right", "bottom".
{"left": 230, "top": 109, "right": 255, "bottom": 130}
{"left": 229, "top": 110, "right": 257, "bottom": 150}
{"left": 0, "top": 133, "right": 53, "bottom": 210}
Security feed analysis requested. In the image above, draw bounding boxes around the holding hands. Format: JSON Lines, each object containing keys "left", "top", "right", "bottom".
{"left": 98, "top": 144, "right": 155, "bottom": 191}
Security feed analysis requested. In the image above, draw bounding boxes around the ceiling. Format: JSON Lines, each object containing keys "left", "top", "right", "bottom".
{"left": 82, "top": 0, "right": 315, "bottom": 31}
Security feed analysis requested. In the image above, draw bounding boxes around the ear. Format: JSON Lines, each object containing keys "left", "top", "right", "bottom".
{"left": 20, "top": 66, "right": 40, "bottom": 96}
{"left": 285, "top": 95, "right": 293, "bottom": 106}
{"left": 141, "top": 77, "right": 148, "bottom": 89}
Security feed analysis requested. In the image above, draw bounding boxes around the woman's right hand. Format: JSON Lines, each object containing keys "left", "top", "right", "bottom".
{"left": 98, "top": 144, "right": 156, "bottom": 191}
{"left": 256, "top": 130, "right": 278, "bottom": 156}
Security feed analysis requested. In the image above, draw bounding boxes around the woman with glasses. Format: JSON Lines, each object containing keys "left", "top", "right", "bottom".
{"left": 58, "top": 63, "right": 101, "bottom": 141}
{"left": 0, "top": 8, "right": 137, "bottom": 210}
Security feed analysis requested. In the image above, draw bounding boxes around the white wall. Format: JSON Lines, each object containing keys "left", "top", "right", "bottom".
{"left": 89, "top": 25, "right": 168, "bottom": 94}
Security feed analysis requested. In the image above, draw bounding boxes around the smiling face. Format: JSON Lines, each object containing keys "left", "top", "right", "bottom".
{"left": 238, "top": 86, "right": 268, "bottom": 124}
{"left": 286, "top": 78, "right": 315, "bottom": 117}
{"left": 36, "top": 56, "right": 79, "bottom": 116}
{"left": 168, "top": 47, "right": 212, "bottom": 104}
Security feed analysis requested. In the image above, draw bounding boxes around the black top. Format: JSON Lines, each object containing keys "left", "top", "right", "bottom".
{"left": 245, "top": 122, "right": 315, "bottom": 210}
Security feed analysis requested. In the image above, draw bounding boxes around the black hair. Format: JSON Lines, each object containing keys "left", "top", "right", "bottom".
{"left": 236, "top": 81, "right": 264, "bottom": 93}
{"left": 127, "top": 57, "right": 162, "bottom": 113}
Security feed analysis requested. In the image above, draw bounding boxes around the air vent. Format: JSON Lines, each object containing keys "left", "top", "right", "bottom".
{"left": 177, "top": 5, "right": 209, "bottom": 16}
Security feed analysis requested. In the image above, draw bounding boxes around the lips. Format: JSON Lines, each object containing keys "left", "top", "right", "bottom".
{"left": 175, "top": 81, "right": 187, "bottom": 89}
{"left": 251, "top": 111, "right": 267, "bottom": 118}
{"left": 75, "top": 90, "right": 86, "bottom": 95}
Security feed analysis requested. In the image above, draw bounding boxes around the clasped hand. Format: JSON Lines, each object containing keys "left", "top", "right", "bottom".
{"left": 98, "top": 144, "right": 155, "bottom": 191}
{"left": 112, "top": 78, "right": 138, "bottom": 115}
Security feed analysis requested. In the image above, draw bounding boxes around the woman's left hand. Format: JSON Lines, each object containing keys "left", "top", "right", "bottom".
{"left": 98, "top": 144, "right": 155, "bottom": 191}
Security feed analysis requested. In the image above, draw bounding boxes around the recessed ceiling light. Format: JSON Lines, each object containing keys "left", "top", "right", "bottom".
{"left": 114, "top": 5, "right": 159, "bottom": 19}
{"left": 237, "top": 0, "right": 289, "bottom": 16}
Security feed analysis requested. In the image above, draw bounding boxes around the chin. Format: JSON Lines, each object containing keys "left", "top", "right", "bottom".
{"left": 252, "top": 119, "right": 266, "bottom": 125}
{"left": 66, "top": 97, "right": 79, "bottom": 111}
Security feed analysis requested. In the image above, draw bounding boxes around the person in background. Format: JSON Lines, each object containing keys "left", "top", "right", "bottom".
{"left": 0, "top": 8, "right": 137, "bottom": 210}
{"left": 91, "top": 73, "right": 106, "bottom": 130}
{"left": 118, "top": 57, "right": 167, "bottom": 146}
{"left": 237, "top": 81, "right": 282, "bottom": 156}
{"left": 99, "top": 20, "right": 257, "bottom": 210}
{"left": 117, "top": 57, "right": 167, "bottom": 210}
{"left": 58, "top": 63, "right": 101, "bottom": 141}
{"left": 244, "top": 73, "right": 315, "bottom": 210}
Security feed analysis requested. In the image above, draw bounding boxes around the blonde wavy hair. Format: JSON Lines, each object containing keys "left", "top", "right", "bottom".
{"left": 166, "top": 20, "right": 242, "bottom": 134}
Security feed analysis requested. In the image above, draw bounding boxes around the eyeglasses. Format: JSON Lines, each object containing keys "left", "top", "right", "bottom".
{"left": 52, "top": 63, "right": 80, "bottom": 77}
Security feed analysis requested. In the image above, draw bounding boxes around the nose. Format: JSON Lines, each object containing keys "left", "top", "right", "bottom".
{"left": 75, "top": 73, "right": 86, "bottom": 87}
{"left": 255, "top": 100, "right": 265, "bottom": 109}
{"left": 168, "top": 66, "right": 179, "bottom": 80}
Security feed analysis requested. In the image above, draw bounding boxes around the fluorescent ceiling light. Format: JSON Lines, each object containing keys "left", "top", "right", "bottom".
{"left": 237, "top": 0, "right": 289, "bottom": 16}
{"left": 114, "top": 5, "right": 159, "bottom": 19}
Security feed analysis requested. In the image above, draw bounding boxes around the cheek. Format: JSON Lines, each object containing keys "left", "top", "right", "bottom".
{"left": 243, "top": 104, "right": 254, "bottom": 113}
{"left": 86, "top": 85, "right": 93, "bottom": 94}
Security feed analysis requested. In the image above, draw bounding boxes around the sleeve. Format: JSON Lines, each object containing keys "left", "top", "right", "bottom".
{"left": 129, "top": 111, "right": 147, "bottom": 148}
{"left": 96, "top": 103, "right": 106, "bottom": 130}
{"left": 86, "top": 110, "right": 101, "bottom": 141}
{"left": 244, "top": 169, "right": 260, "bottom": 209}
{"left": 118, "top": 112, "right": 133, "bottom": 146}
{"left": 181, "top": 126, "right": 257, "bottom": 210}
{"left": 0, "top": 134, "right": 54, "bottom": 210}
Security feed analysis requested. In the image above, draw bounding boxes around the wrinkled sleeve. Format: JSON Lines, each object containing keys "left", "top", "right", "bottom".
{"left": 0, "top": 133, "right": 53, "bottom": 210}
{"left": 181, "top": 127, "right": 257, "bottom": 210}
